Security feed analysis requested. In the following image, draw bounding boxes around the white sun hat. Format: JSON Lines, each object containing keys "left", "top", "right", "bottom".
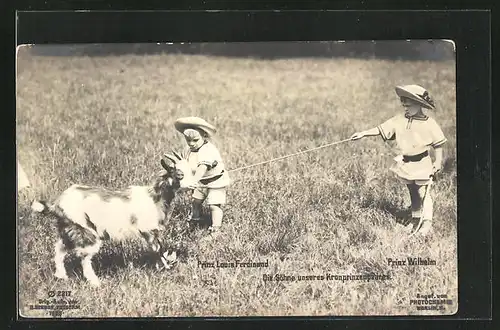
{"left": 174, "top": 117, "right": 217, "bottom": 137}
{"left": 395, "top": 84, "right": 436, "bottom": 109}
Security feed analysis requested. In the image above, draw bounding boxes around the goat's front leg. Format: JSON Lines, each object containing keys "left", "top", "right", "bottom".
{"left": 140, "top": 229, "right": 161, "bottom": 252}
{"left": 162, "top": 205, "right": 174, "bottom": 227}
{"left": 140, "top": 229, "right": 168, "bottom": 270}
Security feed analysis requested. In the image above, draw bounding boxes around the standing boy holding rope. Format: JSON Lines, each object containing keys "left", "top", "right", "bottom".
{"left": 351, "top": 85, "right": 447, "bottom": 236}
{"left": 174, "top": 117, "right": 230, "bottom": 237}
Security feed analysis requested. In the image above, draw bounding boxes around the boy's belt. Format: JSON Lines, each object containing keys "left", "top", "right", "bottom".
{"left": 403, "top": 151, "right": 429, "bottom": 163}
{"left": 199, "top": 170, "right": 224, "bottom": 185}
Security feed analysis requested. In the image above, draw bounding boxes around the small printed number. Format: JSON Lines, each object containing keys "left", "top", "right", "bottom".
{"left": 49, "top": 310, "right": 63, "bottom": 317}
{"left": 48, "top": 290, "right": 71, "bottom": 297}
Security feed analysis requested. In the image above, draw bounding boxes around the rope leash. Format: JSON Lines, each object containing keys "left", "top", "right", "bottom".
{"left": 227, "top": 138, "right": 352, "bottom": 173}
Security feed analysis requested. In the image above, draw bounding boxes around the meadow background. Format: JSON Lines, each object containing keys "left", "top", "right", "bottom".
{"left": 16, "top": 42, "right": 457, "bottom": 317}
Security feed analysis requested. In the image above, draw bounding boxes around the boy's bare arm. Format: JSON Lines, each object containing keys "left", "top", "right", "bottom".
{"left": 192, "top": 165, "right": 208, "bottom": 184}
{"left": 351, "top": 127, "right": 380, "bottom": 140}
{"left": 361, "top": 127, "right": 381, "bottom": 136}
{"left": 433, "top": 146, "right": 444, "bottom": 173}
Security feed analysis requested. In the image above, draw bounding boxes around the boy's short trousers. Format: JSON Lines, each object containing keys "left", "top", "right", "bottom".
{"left": 193, "top": 187, "right": 227, "bottom": 205}
{"left": 390, "top": 154, "right": 433, "bottom": 186}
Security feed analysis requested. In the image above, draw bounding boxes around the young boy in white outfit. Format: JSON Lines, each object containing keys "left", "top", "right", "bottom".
{"left": 174, "top": 117, "right": 230, "bottom": 235}
{"left": 351, "top": 84, "right": 447, "bottom": 235}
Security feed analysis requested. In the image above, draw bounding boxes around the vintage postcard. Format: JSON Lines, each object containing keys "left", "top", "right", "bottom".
{"left": 16, "top": 41, "right": 457, "bottom": 317}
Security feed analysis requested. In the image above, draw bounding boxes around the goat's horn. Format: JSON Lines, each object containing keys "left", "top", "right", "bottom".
{"left": 163, "top": 153, "right": 178, "bottom": 164}
{"left": 172, "top": 150, "right": 182, "bottom": 160}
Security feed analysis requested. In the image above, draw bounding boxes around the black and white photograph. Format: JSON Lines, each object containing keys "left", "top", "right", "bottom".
{"left": 16, "top": 40, "right": 458, "bottom": 317}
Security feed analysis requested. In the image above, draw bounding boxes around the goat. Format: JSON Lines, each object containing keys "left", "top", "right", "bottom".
{"left": 31, "top": 151, "right": 194, "bottom": 287}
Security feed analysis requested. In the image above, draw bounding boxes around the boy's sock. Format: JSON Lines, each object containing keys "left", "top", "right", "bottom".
{"left": 188, "top": 207, "right": 201, "bottom": 222}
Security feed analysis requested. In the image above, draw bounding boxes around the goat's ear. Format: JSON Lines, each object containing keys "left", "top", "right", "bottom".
{"left": 157, "top": 169, "right": 169, "bottom": 177}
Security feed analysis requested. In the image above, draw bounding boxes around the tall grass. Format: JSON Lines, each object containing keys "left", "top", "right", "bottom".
{"left": 17, "top": 48, "right": 457, "bottom": 317}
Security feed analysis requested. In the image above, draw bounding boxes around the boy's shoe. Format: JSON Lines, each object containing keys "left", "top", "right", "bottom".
{"left": 417, "top": 220, "right": 433, "bottom": 236}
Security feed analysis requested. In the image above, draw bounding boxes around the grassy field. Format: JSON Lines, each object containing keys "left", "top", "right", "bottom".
{"left": 16, "top": 46, "right": 457, "bottom": 317}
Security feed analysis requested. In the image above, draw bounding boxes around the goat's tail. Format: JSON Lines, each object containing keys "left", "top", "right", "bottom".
{"left": 31, "top": 200, "right": 51, "bottom": 214}
{"left": 31, "top": 200, "right": 67, "bottom": 220}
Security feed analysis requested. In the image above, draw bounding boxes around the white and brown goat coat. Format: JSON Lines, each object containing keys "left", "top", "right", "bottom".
{"left": 31, "top": 152, "right": 192, "bottom": 287}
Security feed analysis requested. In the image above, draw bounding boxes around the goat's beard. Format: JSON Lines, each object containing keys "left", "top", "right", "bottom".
{"left": 160, "top": 185, "right": 176, "bottom": 204}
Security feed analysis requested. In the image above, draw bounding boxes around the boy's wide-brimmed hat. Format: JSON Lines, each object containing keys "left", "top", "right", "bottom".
{"left": 174, "top": 117, "right": 217, "bottom": 136}
{"left": 395, "top": 84, "right": 436, "bottom": 110}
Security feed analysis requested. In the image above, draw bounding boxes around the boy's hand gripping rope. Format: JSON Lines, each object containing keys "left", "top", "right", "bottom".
{"left": 228, "top": 138, "right": 352, "bottom": 173}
